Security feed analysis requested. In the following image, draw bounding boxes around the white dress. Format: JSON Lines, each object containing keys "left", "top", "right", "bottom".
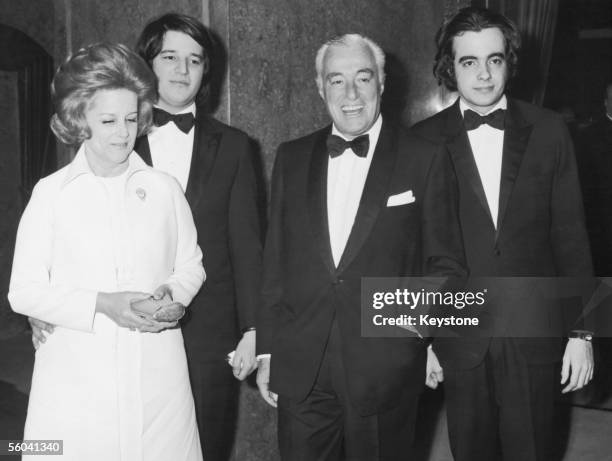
{"left": 9, "top": 148, "right": 205, "bottom": 461}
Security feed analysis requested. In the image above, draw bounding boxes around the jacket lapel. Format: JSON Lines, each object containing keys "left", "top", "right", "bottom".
{"left": 184, "top": 112, "right": 221, "bottom": 206}
{"left": 134, "top": 135, "right": 153, "bottom": 166}
{"left": 496, "top": 98, "right": 532, "bottom": 233}
{"left": 336, "top": 121, "right": 397, "bottom": 273}
{"left": 307, "top": 127, "right": 336, "bottom": 276}
{"left": 443, "top": 102, "right": 495, "bottom": 228}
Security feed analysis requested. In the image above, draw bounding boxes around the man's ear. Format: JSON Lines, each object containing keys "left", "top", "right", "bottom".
{"left": 316, "top": 77, "right": 325, "bottom": 100}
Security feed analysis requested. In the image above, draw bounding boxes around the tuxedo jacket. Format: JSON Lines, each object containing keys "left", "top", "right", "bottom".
{"left": 580, "top": 117, "right": 612, "bottom": 275}
{"left": 257, "top": 121, "right": 466, "bottom": 415}
{"left": 135, "top": 109, "right": 263, "bottom": 357}
{"left": 412, "top": 98, "right": 593, "bottom": 369}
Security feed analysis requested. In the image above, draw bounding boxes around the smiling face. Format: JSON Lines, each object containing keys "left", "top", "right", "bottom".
{"left": 152, "top": 30, "right": 205, "bottom": 113}
{"left": 317, "top": 41, "right": 384, "bottom": 139}
{"left": 83, "top": 88, "right": 138, "bottom": 177}
{"left": 453, "top": 27, "right": 508, "bottom": 114}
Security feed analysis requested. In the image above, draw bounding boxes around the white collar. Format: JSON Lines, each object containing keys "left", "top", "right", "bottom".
{"left": 154, "top": 102, "right": 196, "bottom": 115}
{"left": 460, "top": 95, "right": 507, "bottom": 117}
{"left": 62, "top": 144, "right": 148, "bottom": 188}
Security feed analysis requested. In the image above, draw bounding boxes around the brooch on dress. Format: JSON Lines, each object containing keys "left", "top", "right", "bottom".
{"left": 136, "top": 188, "right": 146, "bottom": 201}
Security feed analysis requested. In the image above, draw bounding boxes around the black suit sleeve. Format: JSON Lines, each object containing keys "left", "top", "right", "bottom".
{"left": 257, "top": 146, "right": 286, "bottom": 355}
{"left": 550, "top": 118, "right": 593, "bottom": 277}
{"left": 421, "top": 144, "right": 467, "bottom": 278}
{"left": 228, "top": 135, "right": 263, "bottom": 331}
{"left": 548, "top": 119, "right": 594, "bottom": 333}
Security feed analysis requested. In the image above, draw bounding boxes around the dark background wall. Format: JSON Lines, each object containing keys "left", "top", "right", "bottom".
{"left": 544, "top": 0, "right": 612, "bottom": 120}
{"left": 0, "top": 70, "right": 22, "bottom": 338}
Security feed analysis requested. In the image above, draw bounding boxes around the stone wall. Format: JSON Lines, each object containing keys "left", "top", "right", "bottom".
{"left": 220, "top": 0, "right": 470, "bottom": 178}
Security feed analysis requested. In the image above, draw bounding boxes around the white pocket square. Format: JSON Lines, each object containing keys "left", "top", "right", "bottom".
{"left": 386, "top": 190, "right": 415, "bottom": 207}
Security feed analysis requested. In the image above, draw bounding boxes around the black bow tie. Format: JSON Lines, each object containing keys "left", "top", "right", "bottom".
{"left": 463, "top": 109, "right": 505, "bottom": 131}
{"left": 153, "top": 108, "right": 195, "bottom": 134}
{"left": 327, "top": 134, "right": 370, "bottom": 158}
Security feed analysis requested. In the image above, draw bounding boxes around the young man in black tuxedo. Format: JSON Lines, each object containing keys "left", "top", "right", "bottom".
{"left": 412, "top": 7, "right": 594, "bottom": 461}
{"left": 256, "top": 33, "right": 466, "bottom": 460}
{"left": 134, "top": 13, "right": 263, "bottom": 461}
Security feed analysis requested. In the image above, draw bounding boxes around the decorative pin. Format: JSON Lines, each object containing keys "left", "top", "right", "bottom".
{"left": 136, "top": 188, "right": 146, "bottom": 201}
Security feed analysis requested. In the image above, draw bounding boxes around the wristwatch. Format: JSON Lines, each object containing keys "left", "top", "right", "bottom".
{"left": 568, "top": 330, "right": 594, "bottom": 342}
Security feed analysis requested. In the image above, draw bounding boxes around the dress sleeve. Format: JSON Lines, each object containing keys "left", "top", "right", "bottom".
{"left": 164, "top": 177, "right": 205, "bottom": 307}
{"left": 8, "top": 181, "right": 98, "bottom": 332}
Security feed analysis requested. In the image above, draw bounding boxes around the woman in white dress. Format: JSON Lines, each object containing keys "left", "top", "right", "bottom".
{"left": 9, "top": 43, "right": 204, "bottom": 461}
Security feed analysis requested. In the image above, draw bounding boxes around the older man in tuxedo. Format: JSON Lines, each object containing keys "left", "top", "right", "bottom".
{"left": 256, "top": 33, "right": 466, "bottom": 460}
{"left": 412, "top": 7, "right": 594, "bottom": 461}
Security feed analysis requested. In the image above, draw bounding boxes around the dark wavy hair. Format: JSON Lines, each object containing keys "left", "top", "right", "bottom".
{"left": 433, "top": 6, "right": 521, "bottom": 91}
{"left": 50, "top": 42, "right": 157, "bottom": 145}
{"left": 136, "top": 12, "right": 214, "bottom": 104}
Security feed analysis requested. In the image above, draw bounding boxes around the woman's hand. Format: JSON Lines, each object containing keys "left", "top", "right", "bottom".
{"left": 150, "top": 284, "right": 185, "bottom": 323}
{"left": 152, "top": 302, "right": 185, "bottom": 323}
{"left": 96, "top": 291, "right": 176, "bottom": 332}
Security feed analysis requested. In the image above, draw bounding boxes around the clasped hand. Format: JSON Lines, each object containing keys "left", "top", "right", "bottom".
{"left": 96, "top": 290, "right": 181, "bottom": 333}
{"left": 29, "top": 286, "right": 182, "bottom": 349}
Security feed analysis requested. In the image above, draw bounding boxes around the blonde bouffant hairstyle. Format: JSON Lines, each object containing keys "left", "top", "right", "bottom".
{"left": 50, "top": 42, "right": 157, "bottom": 145}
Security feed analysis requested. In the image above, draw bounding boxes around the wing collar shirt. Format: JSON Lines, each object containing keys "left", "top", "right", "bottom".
{"left": 148, "top": 102, "right": 196, "bottom": 191}
{"left": 460, "top": 95, "right": 507, "bottom": 228}
{"left": 327, "top": 114, "right": 382, "bottom": 266}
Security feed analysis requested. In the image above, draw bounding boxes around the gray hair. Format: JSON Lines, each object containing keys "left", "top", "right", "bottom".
{"left": 315, "top": 34, "right": 386, "bottom": 88}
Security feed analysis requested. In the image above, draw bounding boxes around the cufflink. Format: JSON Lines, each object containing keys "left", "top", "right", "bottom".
{"left": 568, "top": 330, "right": 594, "bottom": 341}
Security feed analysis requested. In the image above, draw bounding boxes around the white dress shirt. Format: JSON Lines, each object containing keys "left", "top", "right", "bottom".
{"left": 327, "top": 115, "right": 382, "bottom": 266}
{"left": 148, "top": 103, "right": 196, "bottom": 191}
{"left": 460, "top": 96, "right": 507, "bottom": 228}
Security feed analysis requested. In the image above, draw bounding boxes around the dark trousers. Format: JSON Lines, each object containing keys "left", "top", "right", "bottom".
{"left": 186, "top": 353, "right": 240, "bottom": 461}
{"left": 443, "top": 338, "right": 555, "bottom": 461}
{"left": 277, "top": 320, "right": 421, "bottom": 461}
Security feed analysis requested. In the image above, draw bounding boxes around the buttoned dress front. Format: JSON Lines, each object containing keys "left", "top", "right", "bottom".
{"left": 9, "top": 147, "right": 205, "bottom": 461}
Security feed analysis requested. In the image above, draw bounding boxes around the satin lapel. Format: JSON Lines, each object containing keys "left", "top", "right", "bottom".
{"left": 496, "top": 100, "right": 532, "bottom": 235}
{"left": 336, "top": 122, "right": 397, "bottom": 273}
{"left": 185, "top": 114, "right": 221, "bottom": 206}
{"left": 307, "top": 128, "right": 336, "bottom": 276}
{"left": 134, "top": 135, "right": 153, "bottom": 166}
{"left": 444, "top": 104, "right": 495, "bottom": 228}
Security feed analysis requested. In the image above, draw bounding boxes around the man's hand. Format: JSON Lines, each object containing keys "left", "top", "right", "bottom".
{"left": 231, "top": 330, "right": 257, "bottom": 380}
{"left": 153, "top": 284, "right": 173, "bottom": 301}
{"left": 425, "top": 345, "right": 444, "bottom": 389}
{"left": 29, "top": 317, "right": 55, "bottom": 350}
{"left": 256, "top": 356, "right": 278, "bottom": 407}
{"left": 561, "top": 338, "right": 594, "bottom": 393}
